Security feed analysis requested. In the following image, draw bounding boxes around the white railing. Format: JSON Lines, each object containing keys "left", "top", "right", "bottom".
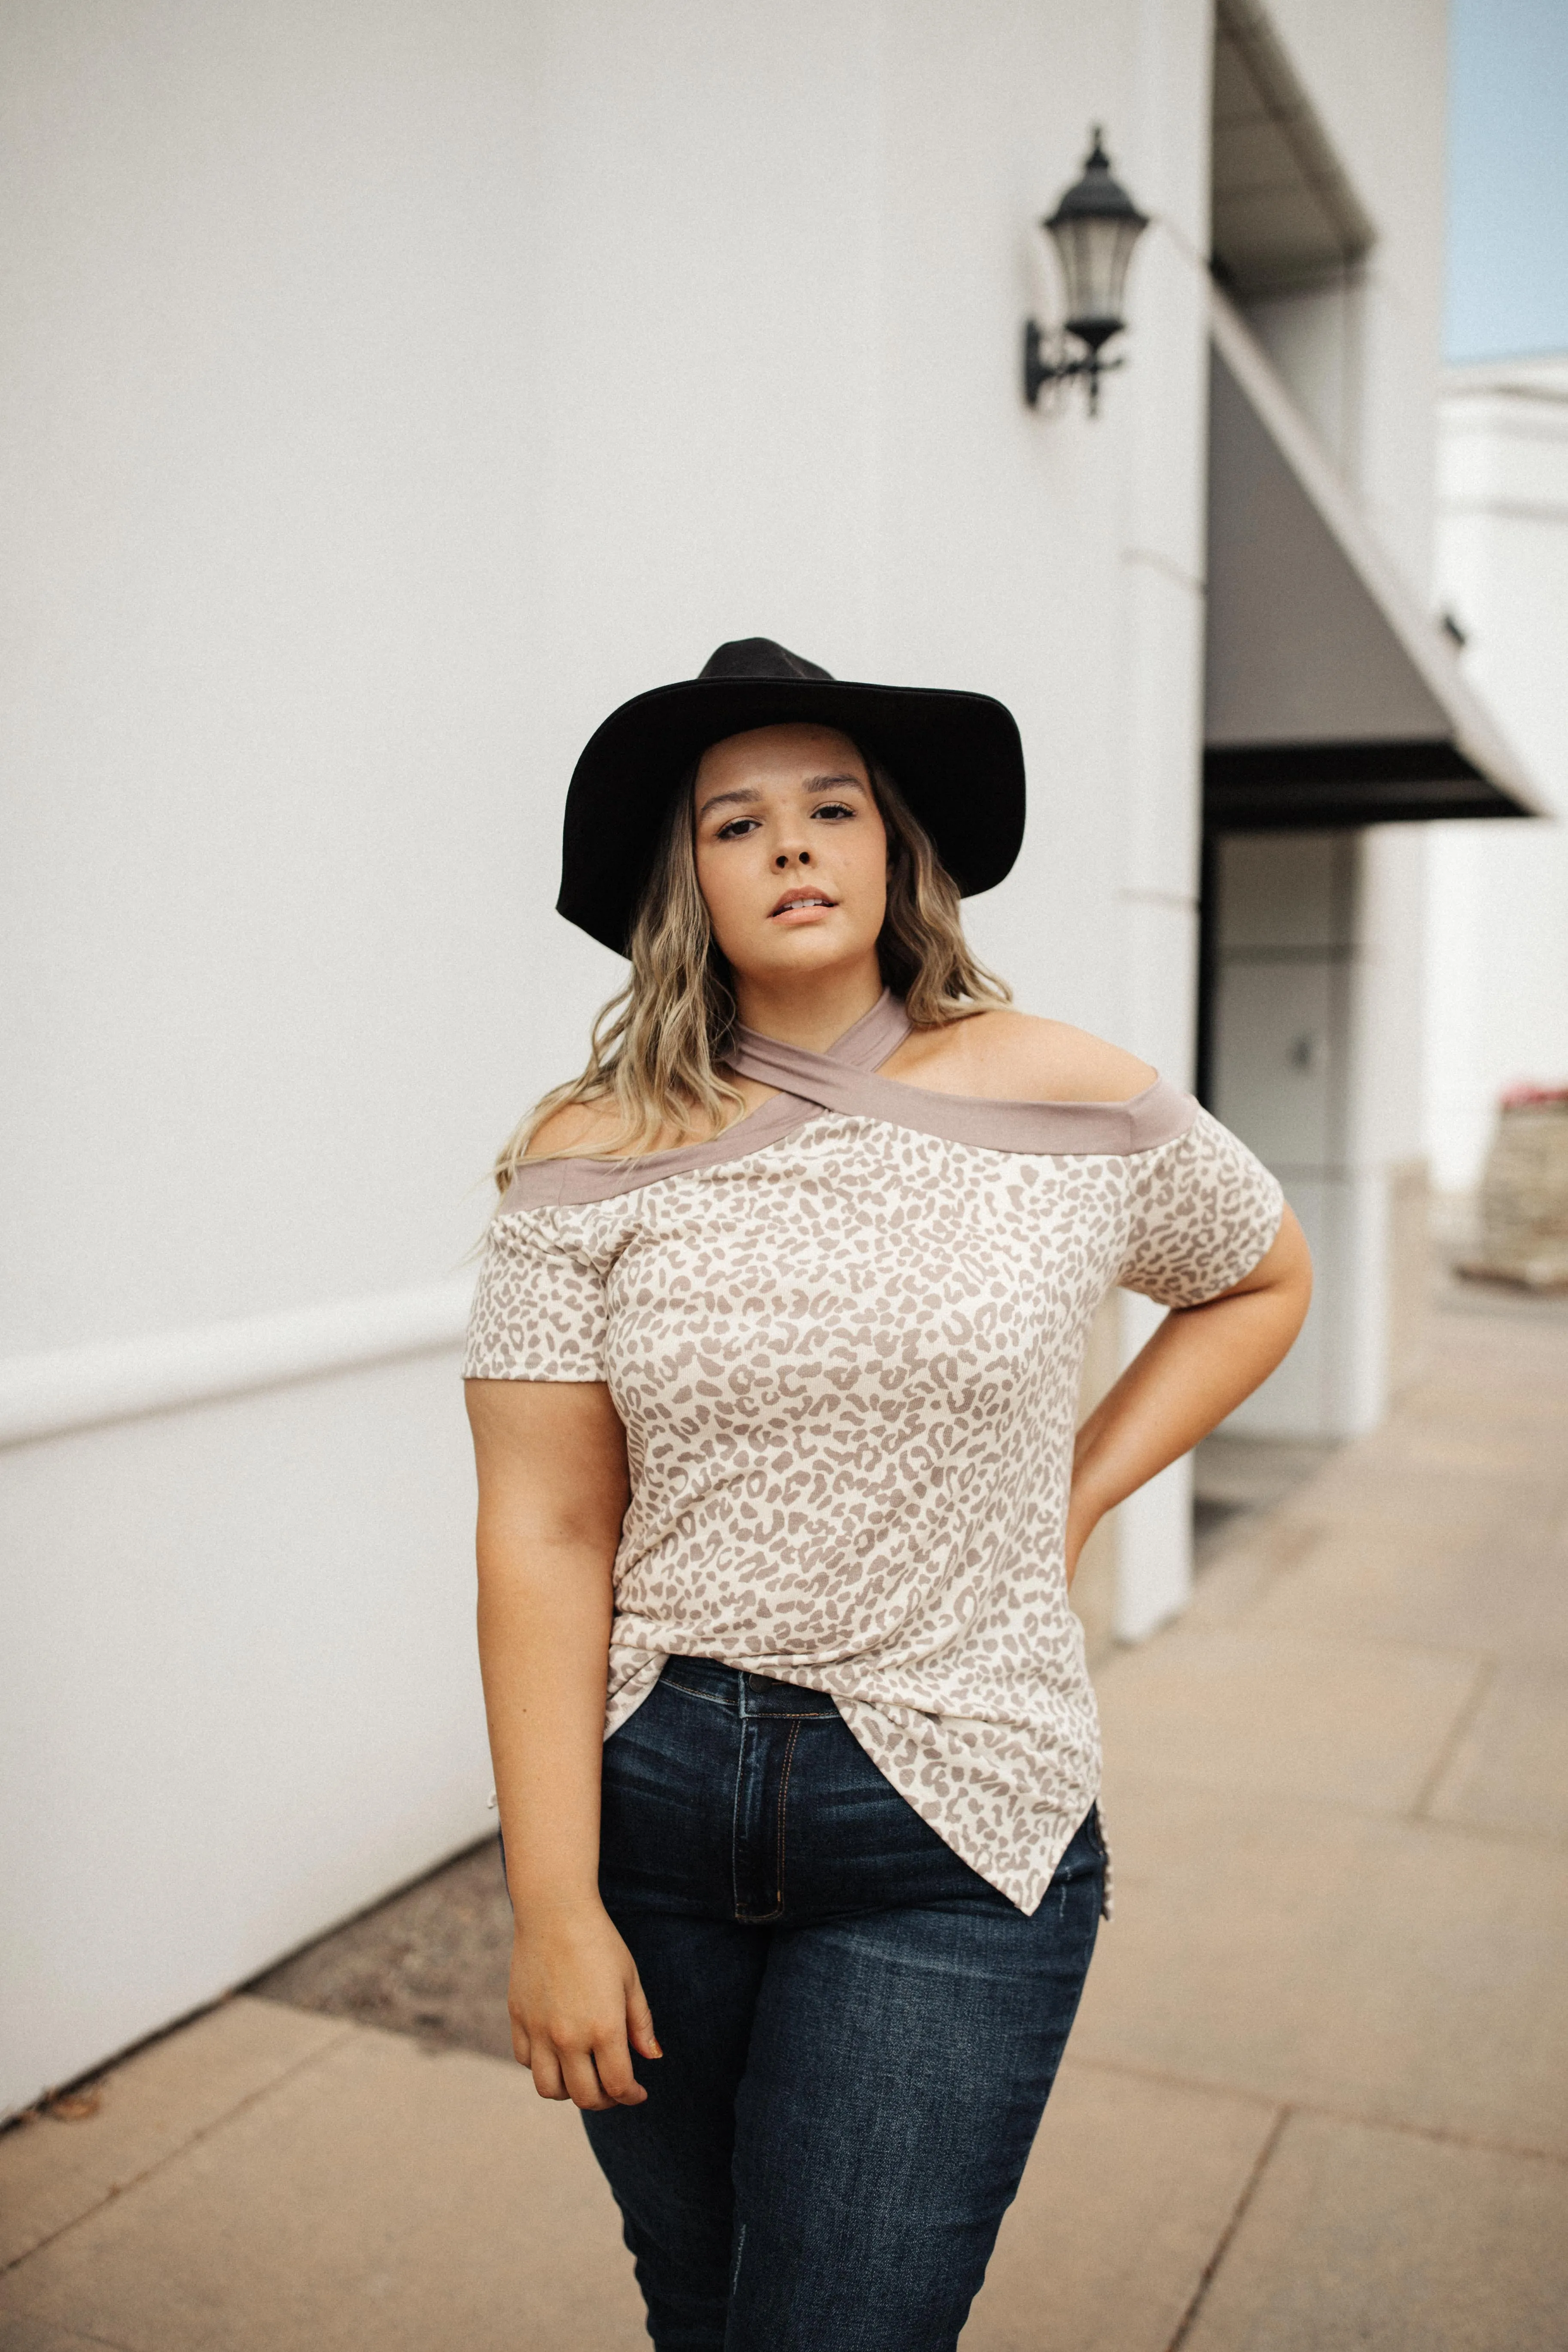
{"left": 0, "top": 1279, "right": 474, "bottom": 1449}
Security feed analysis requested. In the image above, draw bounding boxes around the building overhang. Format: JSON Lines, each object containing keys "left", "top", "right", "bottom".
{"left": 1211, "top": 0, "right": 1375, "bottom": 298}
{"left": 1204, "top": 287, "right": 1544, "bottom": 832}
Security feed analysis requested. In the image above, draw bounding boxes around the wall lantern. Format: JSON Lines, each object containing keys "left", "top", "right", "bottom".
{"left": 1023, "top": 129, "right": 1149, "bottom": 414}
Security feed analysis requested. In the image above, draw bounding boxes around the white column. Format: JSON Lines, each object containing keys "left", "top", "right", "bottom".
{"left": 1108, "top": 0, "right": 1215, "bottom": 1637}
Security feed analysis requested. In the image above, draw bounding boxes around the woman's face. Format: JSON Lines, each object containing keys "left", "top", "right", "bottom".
{"left": 692, "top": 723, "right": 889, "bottom": 986}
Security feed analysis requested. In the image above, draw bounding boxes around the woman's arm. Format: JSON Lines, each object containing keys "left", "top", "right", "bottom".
{"left": 1066, "top": 1205, "right": 1313, "bottom": 1581}
{"left": 466, "top": 1375, "right": 661, "bottom": 2108}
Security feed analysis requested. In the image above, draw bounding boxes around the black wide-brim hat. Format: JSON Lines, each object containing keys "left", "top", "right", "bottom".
{"left": 557, "top": 637, "right": 1026, "bottom": 954}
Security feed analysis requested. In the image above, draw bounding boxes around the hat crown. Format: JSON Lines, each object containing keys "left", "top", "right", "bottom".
{"left": 697, "top": 637, "right": 835, "bottom": 685}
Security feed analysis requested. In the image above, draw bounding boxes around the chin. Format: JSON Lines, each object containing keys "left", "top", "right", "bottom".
{"left": 764, "top": 934, "right": 865, "bottom": 976}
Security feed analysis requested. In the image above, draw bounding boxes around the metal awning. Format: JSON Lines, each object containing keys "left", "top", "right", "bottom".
{"left": 1211, "top": 0, "right": 1374, "bottom": 298}
{"left": 1204, "top": 286, "right": 1543, "bottom": 831}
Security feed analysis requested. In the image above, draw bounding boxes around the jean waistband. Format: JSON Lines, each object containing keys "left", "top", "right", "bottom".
{"left": 659, "top": 1654, "right": 841, "bottom": 1719}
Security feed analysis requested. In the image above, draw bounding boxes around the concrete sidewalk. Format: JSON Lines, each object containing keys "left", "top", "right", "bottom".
{"left": 4, "top": 1275, "right": 1567, "bottom": 2350}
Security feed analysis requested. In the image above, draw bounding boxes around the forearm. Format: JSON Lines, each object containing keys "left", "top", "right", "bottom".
{"left": 465, "top": 1375, "right": 653, "bottom": 2107}
{"left": 1068, "top": 1222, "right": 1311, "bottom": 1569}
{"left": 476, "top": 1533, "right": 615, "bottom": 1917}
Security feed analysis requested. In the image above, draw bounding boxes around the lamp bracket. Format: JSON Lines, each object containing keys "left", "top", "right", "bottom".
{"left": 1023, "top": 319, "right": 1125, "bottom": 416}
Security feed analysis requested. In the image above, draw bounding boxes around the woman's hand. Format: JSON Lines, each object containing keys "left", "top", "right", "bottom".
{"left": 508, "top": 1900, "right": 661, "bottom": 2109}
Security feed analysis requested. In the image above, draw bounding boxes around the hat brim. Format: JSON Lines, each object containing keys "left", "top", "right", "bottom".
{"left": 556, "top": 675, "right": 1026, "bottom": 954}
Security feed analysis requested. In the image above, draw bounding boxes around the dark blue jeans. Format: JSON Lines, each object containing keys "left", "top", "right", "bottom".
{"left": 580, "top": 1654, "right": 1104, "bottom": 2352}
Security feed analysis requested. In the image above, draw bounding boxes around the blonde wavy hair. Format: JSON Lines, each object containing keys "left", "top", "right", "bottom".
{"left": 493, "top": 751, "right": 1012, "bottom": 1188}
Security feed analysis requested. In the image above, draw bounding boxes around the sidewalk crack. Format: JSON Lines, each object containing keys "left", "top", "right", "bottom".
{"left": 1164, "top": 2106, "right": 1290, "bottom": 2351}
{"left": 0, "top": 2016, "right": 358, "bottom": 2279}
{"left": 1409, "top": 1654, "right": 1498, "bottom": 1820}
{"left": 1069, "top": 2050, "right": 1568, "bottom": 2166}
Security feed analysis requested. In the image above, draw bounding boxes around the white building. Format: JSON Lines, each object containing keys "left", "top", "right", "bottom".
{"left": 0, "top": 0, "right": 1538, "bottom": 2117}
{"left": 1425, "top": 355, "right": 1568, "bottom": 1201}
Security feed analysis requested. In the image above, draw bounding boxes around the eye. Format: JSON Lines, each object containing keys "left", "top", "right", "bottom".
{"left": 715, "top": 816, "right": 761, "bottom": 841}
{"left": 812, "top": 801, "right": 856, "bottom": 821}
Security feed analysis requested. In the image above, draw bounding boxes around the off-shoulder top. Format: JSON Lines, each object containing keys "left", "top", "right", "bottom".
{"left": 463, "top": 989, "right": 1284, "bottom": 1913}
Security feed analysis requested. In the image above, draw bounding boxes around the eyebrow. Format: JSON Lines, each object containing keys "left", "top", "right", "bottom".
{"left": 696, "top": 772, "right": 868, "bottom": 818}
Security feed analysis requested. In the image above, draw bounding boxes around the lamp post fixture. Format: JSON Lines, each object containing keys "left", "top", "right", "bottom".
{"left": 1023, "top": 130, "right": 1149, "bottom": 414}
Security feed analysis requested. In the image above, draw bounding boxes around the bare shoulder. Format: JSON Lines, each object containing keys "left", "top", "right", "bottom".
{"left": 890, "top": 1009, "right": 1158, "bottom": 1104}
{"left": 963, "top": 1010, "right": 1158, "bottom": 1103}
{"left": 523, "top": 1094, "right": 629, "bottom": 1159}
{"left": 523, "top": 1083, "right": 758, "bottom": 1162}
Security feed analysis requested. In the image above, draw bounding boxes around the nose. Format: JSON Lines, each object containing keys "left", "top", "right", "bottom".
{"left": 773, "top": 849, "right": 811, "bottom": 868}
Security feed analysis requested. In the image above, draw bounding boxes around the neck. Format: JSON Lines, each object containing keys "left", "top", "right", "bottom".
{"left": 731, "top": 956, "right": 887, "bottom": 1050}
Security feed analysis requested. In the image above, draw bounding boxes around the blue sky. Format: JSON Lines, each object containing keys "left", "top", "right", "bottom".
{"left": 1446, "top": 0, "right": 1568, "bottom": 359}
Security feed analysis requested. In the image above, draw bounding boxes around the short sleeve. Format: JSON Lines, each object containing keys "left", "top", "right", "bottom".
{"left": 462, "top": 1207, "right": 609, "bottom": 1380}
{"left": 1117, "top": 1107, "right": 1285, "bottom": 1308}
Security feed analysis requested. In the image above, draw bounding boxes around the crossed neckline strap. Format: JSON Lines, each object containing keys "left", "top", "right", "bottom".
{"left": 725, "top": 985, "right": 914, "bottom": 1094}
{"left": 498, "top": 987, "right": 1197, "bottom": 1209}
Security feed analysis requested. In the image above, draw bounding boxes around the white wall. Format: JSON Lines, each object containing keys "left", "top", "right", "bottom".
{"left": 1, "top": 0, "right": 1218, "bottom": 2113}
{"left": 1426, "top": 358, "right": 1568, "bottom": 1193}
{"left": 2, "top": 1357, "right": 482, "bottom": 2097}
{"left": 3, "top": 0, "right": 559, "bottom": 2121}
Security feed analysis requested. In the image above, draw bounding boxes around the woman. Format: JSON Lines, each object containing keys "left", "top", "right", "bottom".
{"left": 464, "top": 638, "right": 1310, "bottom": 2351}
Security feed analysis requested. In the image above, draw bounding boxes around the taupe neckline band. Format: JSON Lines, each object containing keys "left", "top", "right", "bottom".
{"left": 499, "top": 988, "right": 1196, "bottom": 1209}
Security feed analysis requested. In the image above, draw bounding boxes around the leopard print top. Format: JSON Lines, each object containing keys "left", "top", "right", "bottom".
{"left": 463, "top": 990, "right": 1284, "bottom": 1913}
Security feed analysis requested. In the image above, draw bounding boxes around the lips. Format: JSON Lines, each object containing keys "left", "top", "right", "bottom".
{"left": 769, "top": 887, "right": 837, "bottom": 916}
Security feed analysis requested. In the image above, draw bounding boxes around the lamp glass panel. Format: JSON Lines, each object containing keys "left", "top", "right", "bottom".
{"left": 1050, "top": 213, "right": 1142, "bottom": 350}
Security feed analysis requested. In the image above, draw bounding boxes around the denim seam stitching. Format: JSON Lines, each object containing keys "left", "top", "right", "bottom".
{"left": 664, "top": 1677, "right": 833, "bottom": 1719}
{"left": 729, "top": 1719, "right": 749, "bottom": 1920}
{"left": 661, "top": 1680, "right": 737, "bottom": 1712}
{"left": 773, "top": 1717, "right": 802, "bottom": 1914}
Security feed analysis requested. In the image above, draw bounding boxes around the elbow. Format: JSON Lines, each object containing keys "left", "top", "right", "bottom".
{"left": 474, "top": 1515, "right": 621, "bottom": 1597}
{"left": 1263, "top": 1212, "right": 1314, "bottom": 1358}
{"left": 1278, "top": 1205, "right": 1314, "bottom": 1315}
